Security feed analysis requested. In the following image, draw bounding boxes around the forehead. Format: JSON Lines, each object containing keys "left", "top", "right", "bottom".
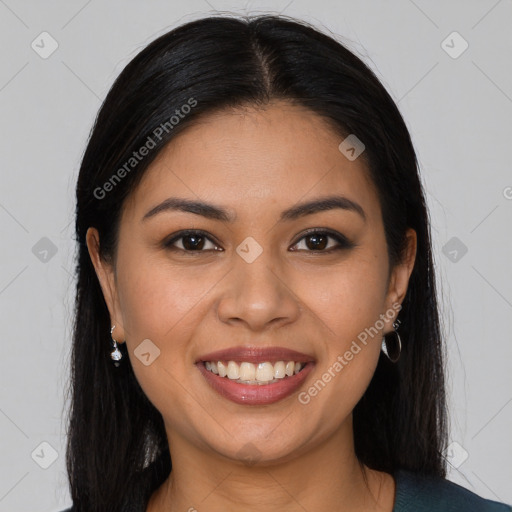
{"left": 124, "top": 101, "right": 380, "bottom": 224}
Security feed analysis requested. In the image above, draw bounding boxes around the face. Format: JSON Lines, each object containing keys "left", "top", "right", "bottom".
{"left": 87, "top": 101, "right": 416, "bottom": 466}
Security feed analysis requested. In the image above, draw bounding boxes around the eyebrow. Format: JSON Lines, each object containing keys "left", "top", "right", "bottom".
{"left": 142, "top": 195, "right": 366, "bottom": 223}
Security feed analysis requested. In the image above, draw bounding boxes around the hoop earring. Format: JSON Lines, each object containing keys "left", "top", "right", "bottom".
{"left": 110, "top": 325, "right": 123, "bottom": 367}
{"left": 382, "top": 319, "right": 402, "bottom": 363}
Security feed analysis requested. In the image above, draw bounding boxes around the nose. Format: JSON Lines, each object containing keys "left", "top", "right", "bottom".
{"left": 215, "top": 245, "right": 300, "bottom": 332}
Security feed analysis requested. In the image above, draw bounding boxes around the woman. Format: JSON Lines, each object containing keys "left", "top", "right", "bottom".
{"left": 61, "top": 14, "right": 511, "bottom": 512}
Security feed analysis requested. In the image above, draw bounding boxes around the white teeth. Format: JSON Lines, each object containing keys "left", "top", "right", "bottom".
{"left": 217, "top": 361, "right": 227, "bottom": 377}
{"left": 227, "top": 361, "right": 240, "bottom": 380}
{"left": 204, "top": 359, "right": 307, "bottom": 384}
{"left": 206, "top": 361, "right": 219, "bottom": 374}
{"left": 273, "top": 361, "right": 286, "bottom": 379}
{"left": 256, "top": 362, "right": 274, "bottom": 382}
{"left": 239, "top": 362, "right": 256, "bottom": 381}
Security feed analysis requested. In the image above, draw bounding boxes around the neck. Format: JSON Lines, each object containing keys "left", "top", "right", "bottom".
{"left": 147, "top": 418, "right": 395, "bottom": 512}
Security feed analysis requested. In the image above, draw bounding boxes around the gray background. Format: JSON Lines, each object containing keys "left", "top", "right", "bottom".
{"left": 0, "top": 0, "right": 511, "bottom": 510}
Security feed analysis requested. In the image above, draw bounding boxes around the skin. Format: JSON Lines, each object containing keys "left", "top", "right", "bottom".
{"left": 87, "top": 100, "right": 416, "bottom": 512}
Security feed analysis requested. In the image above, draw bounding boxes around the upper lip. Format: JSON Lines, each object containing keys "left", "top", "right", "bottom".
{"left": 196, "top": 346, "right": 315, "bottom": 364}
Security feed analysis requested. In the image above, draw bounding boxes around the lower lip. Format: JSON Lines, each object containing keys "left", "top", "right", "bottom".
{"left": 196, "top": 361, "right": 315, "bottom": 405}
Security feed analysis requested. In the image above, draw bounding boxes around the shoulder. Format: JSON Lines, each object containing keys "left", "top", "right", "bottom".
{"left": 393, "top": 469, "right": 512, "bottom": 512}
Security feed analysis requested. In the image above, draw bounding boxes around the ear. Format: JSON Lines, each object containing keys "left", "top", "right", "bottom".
{"left": 86, "top": 227, "right": 126, "bottom": 343}
{"left": 383, "top": 227, "right": 417, "bottom": 332}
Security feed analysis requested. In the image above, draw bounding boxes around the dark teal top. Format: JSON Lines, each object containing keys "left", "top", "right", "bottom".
{"left": 59, "top": 468, "right": 512, "bottom": 511}
{"left": 392, "top": 469, "right": 511, "bottom": 511}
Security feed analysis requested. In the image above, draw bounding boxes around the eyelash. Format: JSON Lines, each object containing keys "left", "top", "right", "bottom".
{"left": 163, "top": 228, "right": 355, "bottom": 254}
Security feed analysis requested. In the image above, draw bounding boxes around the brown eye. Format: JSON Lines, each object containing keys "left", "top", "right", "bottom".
{"left": 164, "top": 230, "right": 221, "bottom": 252}
{"left": 291, "top": 229, "right": 354, "bottom": 252}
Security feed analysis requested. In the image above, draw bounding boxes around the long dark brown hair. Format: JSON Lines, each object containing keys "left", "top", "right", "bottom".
{"left": 66, "top": 13, "right": 448, "bottom": 511}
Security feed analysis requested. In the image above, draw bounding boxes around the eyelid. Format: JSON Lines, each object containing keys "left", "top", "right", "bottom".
{"left": 290, "top": 228, "right": 355, "bottom": 251}
{"left": 163, "top": 228, "right": 355, "bottom": 252}
{"left": 163, "top": 229, "right": 222, "bottom": 251}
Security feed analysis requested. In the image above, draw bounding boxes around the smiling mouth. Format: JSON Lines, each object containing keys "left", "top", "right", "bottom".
{"left": 202, "top": 360, "right": 307, "bottom": 385}
{"left": 196, "top": 358, "right": 315, "bottom": 405}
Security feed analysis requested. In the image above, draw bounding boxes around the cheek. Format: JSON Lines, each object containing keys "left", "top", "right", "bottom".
{"left": 116, "top": 253, "right": 210, "bottom": 342}
{"left": 114, "top": 257, "right": 215, "bottom": 421}
{"left": 300, "top": 255, "right": 388, "bottom": 345}
{"left": 296, "top": 272, "right": 385, "bottom": 431}
{"left": 295, "top": 250, "right": 388, "bottom": 409}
